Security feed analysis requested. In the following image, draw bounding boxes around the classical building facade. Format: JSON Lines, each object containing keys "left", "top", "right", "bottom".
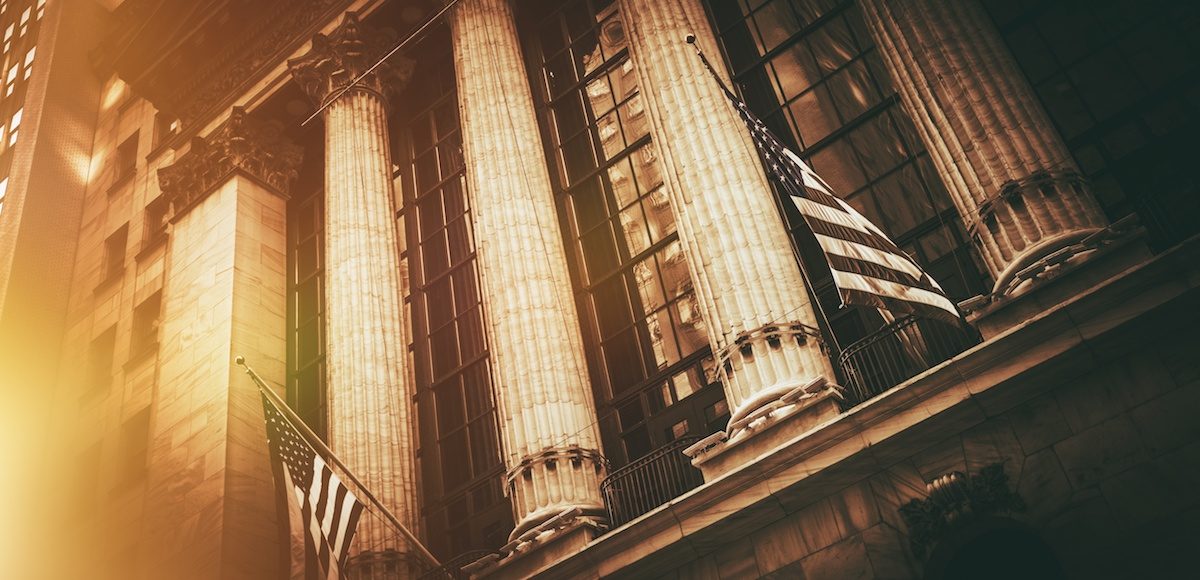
{"left": 2, "top": 0, "right": 1198, "bottom": 578}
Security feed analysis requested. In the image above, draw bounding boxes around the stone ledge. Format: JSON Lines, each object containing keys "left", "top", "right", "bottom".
{"left": 470, "top": 509, "right": 603, "bottom": 579}
{"left": 968, "top": 218, "right": 1150, "bottom": 338}
{"left": 531, "top": 236, "right": 1200, "bottom": 579}
{"left": 688, "top": 387, "right": 842, "bottom": 481}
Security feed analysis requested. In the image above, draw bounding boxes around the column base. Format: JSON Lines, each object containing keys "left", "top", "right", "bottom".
{"left": 684, "top": 386, "right": 843, "bottom": 481}
{"left": 964, "top": 216, "right": 1152, "bottom": 339}
{"left": 464, "top": 508, "right": 603, "bottom": 579}
{"left": 506, "top": 445, "right": 608, "bottom": 541}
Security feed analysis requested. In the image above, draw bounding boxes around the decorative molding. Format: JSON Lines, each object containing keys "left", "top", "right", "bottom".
{"left": 288, "top": 11, "right": 415, "bottom": 108}
{"left": 715, "top": 321, "right": 825, "bottom": 376}
{"left": 158, "top": 107, "right": 303, "bottom": 221}
{"left": 504, "top": 445, "right": 607, "bottom": 489}
{"left": 899, "top": 463, "right": 1026, "bottom": 559}
{"left": 171, "top": 0, "right": 347, "bottom": 125}
{"left": 970, "top": 170, "right": 1089, "bottom": 237}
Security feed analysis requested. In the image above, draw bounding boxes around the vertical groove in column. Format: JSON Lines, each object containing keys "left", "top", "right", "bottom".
{"left": 451, "top": 0, "right": 606, "bottom": 538}
{"left": 618, "top": 0, "right": 834, "bottom": 416}
{"left": 859, "top": 0, "right": 1109, "bottom": 293}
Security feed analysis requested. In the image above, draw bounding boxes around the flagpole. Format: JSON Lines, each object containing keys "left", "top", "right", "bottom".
{"left": 234, "top": 355, "right": 441, "bottom": 568}
{"left": 685, "top": 35, "right": 844, "bottom": 358}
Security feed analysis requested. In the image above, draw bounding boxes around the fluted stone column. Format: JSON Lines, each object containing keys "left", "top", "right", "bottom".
{"left": 859, "top": 0, "right": 1110, "bottom": 294}
{"left": 617, "top": 0, "right": 835, "bottom": 423}
{"left": 289, "top": 13, "right": 418, "bottom": 574}
{"left": 451, "top": 0, "right": 607, "bottom": 539}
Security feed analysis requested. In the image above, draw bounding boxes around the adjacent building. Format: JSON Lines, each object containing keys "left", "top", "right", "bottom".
{"left": 2, "top": 0, "right": 1197, "bottom": 578}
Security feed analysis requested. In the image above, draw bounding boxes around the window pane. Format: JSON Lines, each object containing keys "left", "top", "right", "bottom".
{"left": 426, "top": 277, "right": 453, "bottom": 330}
{"left": 826, "top": 58, "right": 879, "bottom": 123}
{"left": 753, "top": 1, "right": 799, "bottom": 53}
{"left": 618, "top": 94, "right": 649, "bottom": 144}
{"left": 873, "top": 164, "right": 934, "bottom": 235}
{"left": 561, "top": 131, "right": 598, "bottom": 185}
{"left": 810, "top": 138, "right": 867, "bottom": 194}
{"left": 617, "top": 204, "right": 651, "bottom": 255}
{"left": 458, "top": 307, "right": 486, "bottom": 362}
{"left": 605, "top": 327, "right": 646, "bottom": 391}
{"left": 431, "top": 324, "right": 459, "bottom": 379}
{"left": 593, "top": 274, "right": 633, "bottom": 337}
{"left": 436, "top": 380, "right": 466, "bottom": 431}
{"left": 808, "top": 16, "right": 856, "bottom": 74}
{"left": 770, "top": 41, "right": 821, "bottom": 100}
{"left": 850, "top": 111, "right": 908, "bottom": 178}
{"left": 581, "top": 224, "right": 620, "bottom": 282}
{"left": 631, "top": 258, "right": 665, "bottom": 312}
{"left": 553, "top": 92, "right": 589, "bottom": 141}
{"left": 789, "top": 85, "right": 839, "bottom": 144}
{"left": 440, "top": 430, "right": 471, "bottom": 487}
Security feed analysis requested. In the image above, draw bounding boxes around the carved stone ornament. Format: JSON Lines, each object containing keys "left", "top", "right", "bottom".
{"left": 287, "top": 11, "right": 415, "bottom": 107}
{"left": 158, "top": 106, "right": 304, "bottom": 220}
{"left": 898, "top": 463, "right": 1026, "bottom": 559}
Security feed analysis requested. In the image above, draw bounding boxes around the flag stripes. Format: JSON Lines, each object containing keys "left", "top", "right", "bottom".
{"left": 722, "top": 89, "right": 962, "bottom": 323}
{"left": 264, "top": 394, "right": 365, "bottom": 580}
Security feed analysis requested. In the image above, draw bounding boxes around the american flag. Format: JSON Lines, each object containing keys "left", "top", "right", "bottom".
{"left": 263, "top": 393, "right": 364, "bottom": 580}
{"left": 723, "top": 90, "right": 962, "bottom": 323}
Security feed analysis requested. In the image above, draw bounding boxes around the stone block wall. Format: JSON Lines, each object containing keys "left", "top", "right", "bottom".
{"left": 660, "top": 295, "right": 1200, "bottom": 579}
{"left": 140, "top": 175, "right": 286, "bottom": 580}
{"left": 44, "top": 71, "right": 186, "bottom": 577}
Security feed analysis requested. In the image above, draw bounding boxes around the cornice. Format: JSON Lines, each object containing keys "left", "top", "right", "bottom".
{"left": 169, "top": 0, "right": 354, "bottom": 127}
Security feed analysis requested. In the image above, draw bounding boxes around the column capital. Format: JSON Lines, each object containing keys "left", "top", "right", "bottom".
{"left": 287, "top": 11, "right": 414, "bottom": 107}
{"left": 158, "top": 106, "right": 303, "bottom": 221}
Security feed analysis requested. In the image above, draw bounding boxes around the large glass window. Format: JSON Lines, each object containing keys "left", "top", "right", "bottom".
{"left": 704, "top": 0, "right": 990, "bottom": 345}
{"left": 519, "top": 0, "right": 728, "bottom": 468}
{"left": 983, "top": 0, "right": 1199, "bottom": 250}
{"left": 286, "top": 156, "right": 327, "bottom": 440}
{"left": 397, "top": 25, "right": 512, "bottom": 559}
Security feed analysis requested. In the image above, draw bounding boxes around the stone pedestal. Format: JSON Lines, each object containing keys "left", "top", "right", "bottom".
{"left": 858, "top": 0, "right": 1112, "bottom": 297}
{"left": 467, "top": 518, "right": 602, "bottom": 579}
{"left": 289, "top": 12, "right": 419, "bottom": 575}
{"left": 617, "top": 0, "right": 835, "bottom": 427}
{"left": 451, "top": 0, "right": 607, "bottom": 539}
{"left": 686, "top": 387, "right": 843, "bottom": 481}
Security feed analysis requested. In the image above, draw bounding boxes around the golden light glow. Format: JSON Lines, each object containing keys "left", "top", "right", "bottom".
{"left": 100, "top": 78, "right": 125, "bottom": 110}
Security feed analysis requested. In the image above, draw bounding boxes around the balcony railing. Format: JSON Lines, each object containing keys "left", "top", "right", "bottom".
{"left": 838, "top": 315, "right": 980, "bottom": 407}
{"left": 600, "top": 436, "right": 705, "bottom": 528}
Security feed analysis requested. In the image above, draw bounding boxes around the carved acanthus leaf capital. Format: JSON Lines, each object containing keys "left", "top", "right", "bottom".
{"left": 158, "top": 106, "right": 304, "bottom": 220}
{"left": 287, "top": 11, "right": 415, "bottom": 107}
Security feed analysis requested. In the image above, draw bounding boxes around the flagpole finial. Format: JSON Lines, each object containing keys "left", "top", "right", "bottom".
{"left": 234, "top": 355, "right": 246, "bottom": 366}
{"left": 685, "top": 33, "right": 696, "bottom": 44}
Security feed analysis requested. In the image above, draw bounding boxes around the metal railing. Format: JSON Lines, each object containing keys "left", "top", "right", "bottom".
{"left": 416, "top": 550, "right": 496, "bottom": 580}
{"left": 838, "top": 315, "right": 980, "bottom": 407}
{"left": 600, "top": 436, "right": 705, "bottom": 529}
